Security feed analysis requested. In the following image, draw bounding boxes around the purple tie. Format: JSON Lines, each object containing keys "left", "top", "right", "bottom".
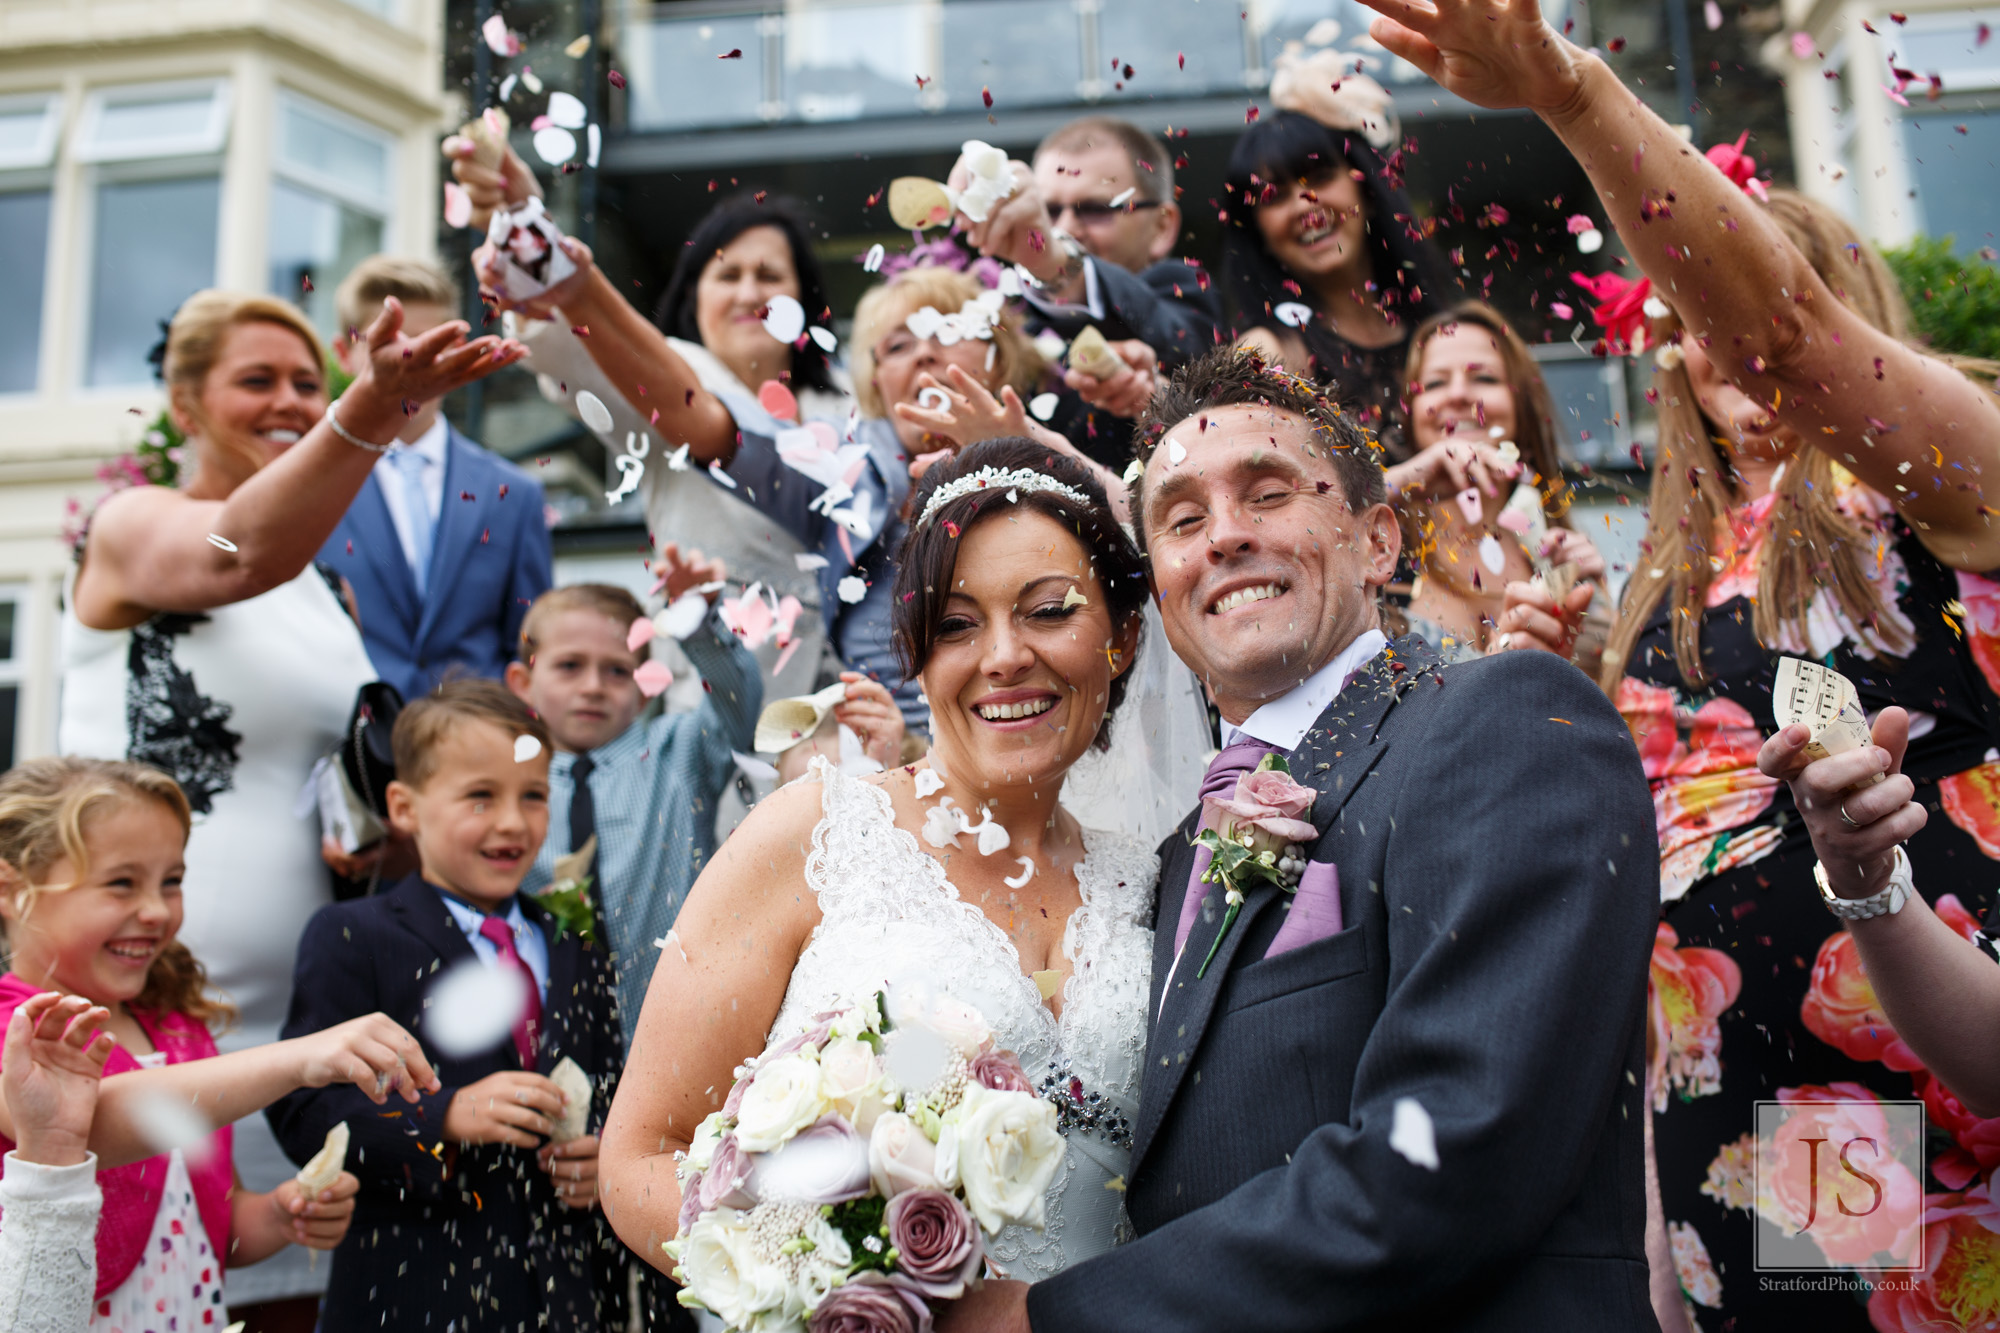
{"left": 1173, "top": 738, "right": 1279, "bottom": 955}
{"left": 478, "top": 916, "right": 542, "bottom": 1069}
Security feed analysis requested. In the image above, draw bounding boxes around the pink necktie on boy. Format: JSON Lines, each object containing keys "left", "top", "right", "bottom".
{"left": 477, "top": 916, "right": 542, "bottom": 1069}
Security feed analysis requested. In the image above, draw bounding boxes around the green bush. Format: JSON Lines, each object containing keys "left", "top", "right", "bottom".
{"left": 1880, "top": 235, "right": 2000, "bottom": 361}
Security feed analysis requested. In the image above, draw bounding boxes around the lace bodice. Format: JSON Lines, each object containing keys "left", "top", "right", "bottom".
{"left": 768, "top": 760, "right": 1158, "bottom": 1280}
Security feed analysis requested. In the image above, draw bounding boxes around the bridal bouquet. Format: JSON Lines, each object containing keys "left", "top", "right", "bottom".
{"left": 668, "top": 989, "right": 1063, "bottom": 1333}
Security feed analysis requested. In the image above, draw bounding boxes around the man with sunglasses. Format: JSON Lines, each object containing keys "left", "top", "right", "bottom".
{"left": 949, "top": 117, "right": 1221, "bottom": 469}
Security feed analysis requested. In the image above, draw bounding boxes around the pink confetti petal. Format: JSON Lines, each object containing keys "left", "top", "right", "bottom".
{"left": 1497, "top": 509, "right": 1533, "bottom": 534}
{"left": 758, "top": 379, "right": 799, "bottom": 421}
{"left": 634, "top": 659, "right": 674, "bottom": 698}
{"left": 443, "top": 181, "right": 472, "bottom": 229}
{"left": 627, "top": 616, "right": 655, "bottom": 654}
{"left": 482, "top": 14, "right": 522, "bottom": 56}
{"left": 1791, "top": 31, "right": 1816, "bottom": 58}
{"left": 1549, "top": 300, "right": 1574, "bottom": 320}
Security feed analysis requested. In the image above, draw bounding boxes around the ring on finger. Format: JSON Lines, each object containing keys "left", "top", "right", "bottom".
{"left": 1839, "top": 801, "right": 1859, "bottom": 828}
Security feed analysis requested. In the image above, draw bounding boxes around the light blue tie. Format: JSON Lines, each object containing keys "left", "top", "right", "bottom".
{"left": 388, "top": 447, "right": 434, "bottom": 595}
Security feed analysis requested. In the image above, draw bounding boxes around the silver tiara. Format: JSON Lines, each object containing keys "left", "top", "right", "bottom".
{"left": 917, "top": 465, "right": 1093, "bottom": 530}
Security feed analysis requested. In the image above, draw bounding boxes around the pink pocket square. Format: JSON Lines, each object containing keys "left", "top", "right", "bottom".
{"left": 1264, "top": 860, "right": 1343, "bottom": 959}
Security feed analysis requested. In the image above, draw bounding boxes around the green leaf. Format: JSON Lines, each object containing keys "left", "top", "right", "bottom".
{"left": 1253, "top": 753, "right": 1292, "bottom": 776}
{"left": 534, "top": 876, "right": 598, "bottom": 947}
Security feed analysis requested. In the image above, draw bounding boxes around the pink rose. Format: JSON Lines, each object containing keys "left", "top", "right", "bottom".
{"left": 748, "top": 1114, "right": 871, "bottom": 1206}
{"left": 723, "top": 1072, "right": 752, "bottom": 1120}
{"left": 887, "top": 1188, "right": 982, "bottom": 1299}
{"left": 808, "top": 1272, "right": 934, "bottom": 1333}
{"left": 868, "top": 1111, "right": 940, "bottom": 1198}
{"left": 969, "top": 1049, "right": 1034, "bottom": 1094}
{"left": 1205, "top": 767, "right": 1317, "bottom": 849}
{"left": 677, "top": 1169, "right": 705, "bottom": 1236}
{"left": 698, "top": 1133, "right": 757, "bottom": 1211}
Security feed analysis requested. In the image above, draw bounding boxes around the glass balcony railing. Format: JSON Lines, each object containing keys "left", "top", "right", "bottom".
{"left": 616, "top": 0, "right": 1556, "bottom": 133}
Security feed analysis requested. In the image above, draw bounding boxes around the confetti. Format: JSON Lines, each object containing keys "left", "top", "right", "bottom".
{"left": 443, "top": 181, "right": 473, "bottom": 229}
{"left": 1455, "top": 488, "right": 1484, "bottom": 525}
{"left": 654, "top": 589, "right": 711, "bottom": 641}
{"left": 565, "top": 34, "right": 592, "bottom": 57}
{"left": 1274, "top": 302, "right": 1314, "bottom": 328}
{"left": 520, "top": 67, "right": 544, "bottom": 95}
{"left": 837, "top": 575, "right": 868, "bottom": 604}
{"left": 514, "top": 734, "right": 542, "bottom": 762}
{"left": 635, "top": 659, "right": 674, "bottom": 698}
{"left": 1704, "top": 0, "right": 1723, "bottom": 29}
{"left": 586, "top": 123, "right": 602, "bottom": 168}
{"left": 481, "top": 14, "right": 522, "bottom": 56}
{"left": 575, "top": 390, "right": 614, "bottom": 433}
{"left": 547, "top": 91, "right": 587, "bottom": 130}
{"left": 1029, "top": 391, "right": 1060, "bottom": 421}
{"left": 1390, "top": 1097, "right": 1440, "bottom": 1170}
{"left": 796, "top": 552, "right": 829, "bottom": 571}
{"left": 863, "top": 243, "right": 886, "bottom": 272}
{"left": 626, "top": 616, "right": 655, "bottom": 653}
{"left": 1791, "top": 30, "right": 1815, "bottom": 57}
{"left": 1167, "top": 438, "right": 1187, "bottom": 465}
{"left": 913, "top": 767, "right": 945, "bottom": 798}
{"left": 707, "top": 461, "right": 738, "bottom": 489}
{"left": 761, "top": 293, "right": 806, "bottom": 344}
{"left": 206, "top": 533, "right": 238, "bottom": 552}
{"left": 1062, "top": 586, "right": 1089, "bottom": 609}
{"left": 1030, "top": 965, "right": 1060, "bottom": 995}
{"left": 608, "top": 69, "right": 626, "bottom": 89}
{"left": 427, "top": 958, "right": 528, "bottom": 1057}
{"left": 532, "top": 125, "right": 578, "bottom": 165}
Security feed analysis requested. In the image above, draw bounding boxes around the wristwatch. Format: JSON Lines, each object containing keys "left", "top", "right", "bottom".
{"left": 1813, "top": 844, "right": 1913, "bottom": 920}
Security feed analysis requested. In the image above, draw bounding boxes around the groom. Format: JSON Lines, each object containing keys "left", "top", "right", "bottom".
{"left": 948, "top": 350, "right": 1660, "bottom": 1330}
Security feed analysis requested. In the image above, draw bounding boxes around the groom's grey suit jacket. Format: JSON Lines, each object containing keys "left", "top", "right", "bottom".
{"left": 1027, "top": 638, "right": 1660, "bottom": 1332}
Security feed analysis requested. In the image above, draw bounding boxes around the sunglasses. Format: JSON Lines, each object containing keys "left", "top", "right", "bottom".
{"left": 1053, "top": 198, "right": 1162, "bottom": 225}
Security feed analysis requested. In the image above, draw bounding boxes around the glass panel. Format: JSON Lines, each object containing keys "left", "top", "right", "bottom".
{"left": 93, "top": 92, "right": 217, "bottom": 154}
{"left": 0, "top": 686, "right": 17, "bottom": 772}
{"left": 87, "top": 176, "right": 220, "bottom": 388}
{"left": 624, "top": 12, "right": 767, "bottom": 130}
{"left": 785, "top": 3, "right": 929, "bottom": 122}
{"left": 0, "top": 600, "right": 17, "bottom": 661}
{"left": 1536, "top": 352, "right": 1628, "bottom": 468}
{"left": 0, "top": 191, "right": 50, "bottom": 394}
{"left": 0, "top": 100, "right": 56, "bottom": 168}
{"left": 268, "top": 180, "right": 384, "bottom": 339}
{"left": 279, "top": 98, "right": 391, "bottom": 207}
{"left": 1906, "top": 108, "right": 2000, "bottom": 255}
{"left": 1886, "top": 10, "right": 2000, "bottom": 93}
{"left": 940, "top": 0, "right": 1079, "bottom": 111}
{"left": 1098, "top": 0, "right": 1244, "bottom": 101}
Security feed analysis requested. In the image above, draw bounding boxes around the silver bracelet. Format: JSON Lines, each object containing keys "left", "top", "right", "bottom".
{"left": 325, "top": 406, "right": 394, "bottom": 454}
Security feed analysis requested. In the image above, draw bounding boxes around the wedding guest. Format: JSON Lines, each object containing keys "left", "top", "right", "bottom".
{"left": 508, "top": 548, "right": 761, "bottom": 1051}
{"left": 1224, "top": 51, "right": 1448, "bottom": 458}
{"left": 476, "top": 235, "right": 1111, "bottom": 734}
{"left": 448, "top": 137, "right": 851, "bottom": 704}
{"left": 1356, "top": 0, "right": 2000, "bottom": 1322}
{"left": 270, "top": 682, "right": 624, "bottom": 1333}
{"left": 318, "top": 256, "right": 551, "bottom": 702}
{"left": 56, "top": 290, "right": 515, "bottom": 1326}
{"left": 945, "top": 117, "right": 1223, "bottom": 468}
{"left": 1389, "top": 301, "right": 1606, "bottom": 669}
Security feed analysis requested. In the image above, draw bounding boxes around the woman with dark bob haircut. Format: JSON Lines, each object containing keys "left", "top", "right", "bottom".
{"left": 1223, "top": 106, "right": 1449, "bottom": 460}
{"left": 893, "top": 437, "right": 1151, "bottom": 752}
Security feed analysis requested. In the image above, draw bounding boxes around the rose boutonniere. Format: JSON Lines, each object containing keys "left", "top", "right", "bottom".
{"left": 536, "top": 835, "right": 600, "bottom": 946}
{"left": 1194, "top": 755, "right": 1317, "bottom": 977}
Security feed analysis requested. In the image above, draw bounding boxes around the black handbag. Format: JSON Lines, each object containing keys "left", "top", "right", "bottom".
{"left": 319, "top": 681, "right": 404, "bottom": 901}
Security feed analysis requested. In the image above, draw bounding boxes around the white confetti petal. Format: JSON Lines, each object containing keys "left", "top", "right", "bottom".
{"left": 863, "top": 243, "right": 886, "bottom": 273}
{"left": 1390, "top": 1096, "right": 1440, "bottom": 1170}
{"left": 520, "top": 67, "right": 543, "bottom": 95}
{"left": 917, "top": 386, "right": 950, "bottom": 412}
{"left": 809, "top": 325, "right": 838, "bottom": 352}
{"left": 482, "top": 14, "right": 521, "bottom": 56}
{"left": 837, "top": 575, "right": 868, "bottom": 604}
{"left": 1028, "top": 391, "right": 1060, "bottom": 421}
{"left": 565, "top": 34, "right": 592, "bottom": 57}
{"left": 547, "top": 91, "right": 588, "bottom": 129}
{"left": 1107, "top": 186, "right": 1137, "bottom": 209}
{"left": 532, "top": 126, "right": 577, "bottom": 166}
{"left": 761, "top": 294, "right": 806, "bottom": 344}
{"left": 586, "top": 123, "right": 601, "bottom": 168}
{"left": 708, "top": 460, "right": 738, "bottom": 488}
{"left": 654, "top": 590, "right": 710, "bottom": 641}
{"left": 498, "top": 73, "right": 519, "bottom": 102}
{"left": 1576, "top": 228, "right": 1603, "bottom": 254}
{"left": 574, "top": 389, "right": 613, "bottom": 434}
{"left": 666, "top": 442, "right": 693, "bottom": 471}
{"left": 913, "top": 768, "right": 945, "bottom": 798}
{"left": 207, "top": 533, "right": 238, "bottom": 552}
{"left": 1003, "top": 856, "right": 1035, "bottom": 888}
{"left": 427, "top": 958, "right": 529, "bottom": 1058}
{"left": 1167, "top": 438, "right": 1188, "bottom": 465}
{"left": 1642, "top": 295, "right": 1671, "bottom": 320}
{"left": 1274, "top": 301, "right": 1314, "bottom": 329}
{"left": 1478, "top": 533, "right": 1506, "bottom": 575}
{"left": 514, "top": 734, "right": 542, "bottom": 762}
{"left": 796, "top": 552, "right": 829, "bottom": 571}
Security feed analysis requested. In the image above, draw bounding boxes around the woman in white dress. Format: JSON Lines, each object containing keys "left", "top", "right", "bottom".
{"left": 57, "top": 289, "right": 518, "bottom": 1320}
{"left": 602, "top": 437, "right": 1160, "bottom": 1287}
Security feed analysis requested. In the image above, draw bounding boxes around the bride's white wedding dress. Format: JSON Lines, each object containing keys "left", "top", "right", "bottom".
{"left": 767, "top": 759, "right": 1158, "bottom": 1280}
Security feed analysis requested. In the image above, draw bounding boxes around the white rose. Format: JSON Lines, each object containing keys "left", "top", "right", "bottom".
{"left": 795, "top": 1213, "right": 854, "bottom": 1312}
{"left": 927, "top": 995, "right": 994, "bottom": 1057}
{"left": 734, "top": 1054, "right": 831, "bottom": 1153}
{"left": 819, "top": 1037, "right": 891, "bottom": 1134}
{"left": 673, "top": 1210, "right": 797, "bottom": 1329}
{"left": 867, "top": 1111, "right": 940, "bottom": 1197}
{"left": 685, "top": 1110, "right": 728, "bottom": 1173}
{"left": 934, "top": 1119, "right": 961, "bottom": 1192}
{"left": 953, "top": 1085, "right": 1064, "bottom": 1232}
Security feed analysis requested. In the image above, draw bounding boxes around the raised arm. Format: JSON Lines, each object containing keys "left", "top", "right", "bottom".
{"left": 598, "top": 779, "right": 822, "bottom": 1271}
{"left": 1359, "top": 0, "right": 2000, "bottom": 569}
{"left": 475, "top": 238, "right": 741, "bottom": 465}
{"left": 75, "top": 301, "right": 523, "bottom": 626}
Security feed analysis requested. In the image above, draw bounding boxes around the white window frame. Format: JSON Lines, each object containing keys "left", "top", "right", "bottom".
{"left": 0, "top": 582, "right": 31, "bottom": 769}
{"left": 0, "top": 92, "right": 63, "bottom": 172}
{"left": 73, "top": 78, "right": 233, "bottom": 164}
{"left": 272, "top": 89, "right": 396, "bottom": 219}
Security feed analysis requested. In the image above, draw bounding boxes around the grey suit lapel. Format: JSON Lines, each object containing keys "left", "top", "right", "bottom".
{"left": 1148, "top": 814, "right": 1201, "bottom": 1023}
{"left": 1128, "top": 636, "right": 1437, "bottom": 1175}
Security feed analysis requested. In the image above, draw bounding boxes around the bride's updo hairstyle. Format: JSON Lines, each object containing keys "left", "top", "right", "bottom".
{"left": 893, "top": 438, "right": 1148, "bottom": 750}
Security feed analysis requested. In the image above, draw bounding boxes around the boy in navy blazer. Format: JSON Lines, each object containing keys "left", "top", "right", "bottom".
{"left": 269, "top": 681, "right": 624, "bottom": 1332}
{"left": 320, "top": 257, "right": 552, "bottom": 700}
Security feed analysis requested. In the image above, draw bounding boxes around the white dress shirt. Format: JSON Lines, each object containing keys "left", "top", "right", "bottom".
{"left": 1222, "top": 628, "right": 1389, "bottom": 751}
{"left": 434, "top": 888, "right": 551, "bottom": 1001}
{"left": 371, "top": 417, "right": 449, "bottom": 578}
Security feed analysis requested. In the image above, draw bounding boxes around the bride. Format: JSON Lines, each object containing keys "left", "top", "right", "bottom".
{"left": 600, "top": 437, "right": 1160, "bottom": 1289}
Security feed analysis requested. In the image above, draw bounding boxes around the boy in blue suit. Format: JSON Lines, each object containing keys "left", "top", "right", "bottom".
{"left": 320, "top": 257, "right": 551, "bottom": 700}
{"left": 269, "top": 681, "right": 625, "bottom": 1332}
